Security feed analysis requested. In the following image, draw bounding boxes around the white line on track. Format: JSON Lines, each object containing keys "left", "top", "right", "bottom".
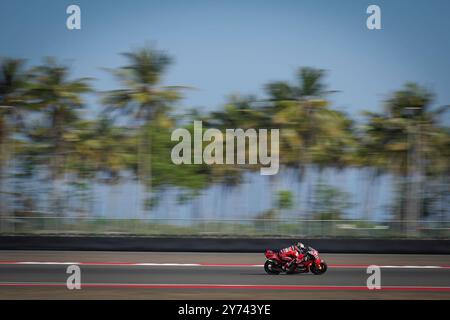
{"left": 0, "top": 282, "right": 449, "bottom": 291}
{"left": 0, "top": 261, "right": 449, "bottom": 269}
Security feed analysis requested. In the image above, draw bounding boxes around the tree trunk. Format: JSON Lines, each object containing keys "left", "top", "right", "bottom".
{"left": 0, "top": 117, "right": 11, "bottom": 232}
{"left": 138, "top": 122, "right": 152, "bottom": 215}
{"left": 362, "top": 168, "right": 377, "bottom": 221}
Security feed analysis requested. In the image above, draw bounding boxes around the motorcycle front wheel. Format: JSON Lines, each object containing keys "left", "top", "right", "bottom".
{"left": 264, "top": 260, "right": 281, "bottom": 275}
{"left": 310, "top": 261, "right": 327, "bottom": 275}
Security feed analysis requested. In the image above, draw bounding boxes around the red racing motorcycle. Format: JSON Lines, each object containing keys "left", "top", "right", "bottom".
{"left": 264, "top": 246, "right": 328, "bottom": 275}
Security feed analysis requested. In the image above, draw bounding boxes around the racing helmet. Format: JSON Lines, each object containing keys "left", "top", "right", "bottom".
{"left": 295, "top": 242, "right": 305, "bottom": 251}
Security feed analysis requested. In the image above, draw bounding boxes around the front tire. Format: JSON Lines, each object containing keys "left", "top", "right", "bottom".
{"left": 264, "top": 260, "right": 281, "bottom": 275}
{"left": 310, "top": 261, "right": 327, "bottom": 275}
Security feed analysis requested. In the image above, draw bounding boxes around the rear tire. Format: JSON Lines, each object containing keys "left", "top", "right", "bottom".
{"left": 310, "top": 261, "right": 327, "bottom": 275}
{"left": 264, "top": 260, "right": 281, "bottom": 275}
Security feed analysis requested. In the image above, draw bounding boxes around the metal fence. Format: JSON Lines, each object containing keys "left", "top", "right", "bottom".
{"left": 0, "top": 216, "right": 449, "bottom": 238}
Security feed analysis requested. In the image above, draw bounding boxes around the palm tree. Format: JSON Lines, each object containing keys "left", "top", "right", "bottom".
{"left": 27, "top": 57, "right": 92, "bottom": 215}
{"left": 206, "top": 94, "right": 265, "bottom": 219}
{"left": 265, "top": 67, "right": 333, "bottom": 170}
{"left": 363, "top": 83, "right": 449, "bottom": 224}
{"left": 0, "top": 58, "right": 28, "bottom": 220}
{"left": 63, "top": 117, "right": 135, "bottom": 217}
{"left": 264, "top": 67, "right": 339, "bottom": 217}
{"left": 68, "top": 117, "right": 135, "bottom": 182}
{"left": 103, "top": 46, "right": 183, "bottom": 214}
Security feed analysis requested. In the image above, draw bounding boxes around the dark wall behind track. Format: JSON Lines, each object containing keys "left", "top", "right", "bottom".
{"left": 0, "top": 236, "right": 449, "bottom": 254}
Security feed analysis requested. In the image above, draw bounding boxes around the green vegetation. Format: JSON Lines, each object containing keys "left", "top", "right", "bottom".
{"left": 0, "top": 46, "right": 449, "bottom": 237}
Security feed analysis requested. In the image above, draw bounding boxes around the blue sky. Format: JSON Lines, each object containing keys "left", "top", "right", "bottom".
{"left": 1, "top": 0, "right": 449, "bottom": 219}
{"left": 1, "top": 0, "right": 450, "bottom": 121}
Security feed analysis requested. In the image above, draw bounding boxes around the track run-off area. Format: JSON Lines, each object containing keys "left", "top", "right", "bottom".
{"left": 0, "top": 251, "right": 449, "bottom": 299}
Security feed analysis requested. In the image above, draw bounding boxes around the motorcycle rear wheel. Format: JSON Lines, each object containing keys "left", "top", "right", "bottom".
{"left": 264, "top": 260, "right": 281, "bottom": 275}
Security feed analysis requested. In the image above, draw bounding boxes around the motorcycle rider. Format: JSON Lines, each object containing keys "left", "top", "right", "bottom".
{"left": 279, "top": 242, "right": 308, "bottom": 270}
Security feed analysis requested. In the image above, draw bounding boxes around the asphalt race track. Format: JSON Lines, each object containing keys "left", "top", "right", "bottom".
{"left": 0, "top": 251, "right": 449, "bottom": 299}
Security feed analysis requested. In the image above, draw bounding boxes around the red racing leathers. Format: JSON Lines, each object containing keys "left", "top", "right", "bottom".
{"left": 279, "top": 245, "right": 301, "bottom": 266}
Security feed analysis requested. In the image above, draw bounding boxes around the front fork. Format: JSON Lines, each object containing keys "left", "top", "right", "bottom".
{"left": 303, "top": 257, "right": 323, "bottom": 270}
{"left": 314, "top": 258, "right": 325, "bottom": 269}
